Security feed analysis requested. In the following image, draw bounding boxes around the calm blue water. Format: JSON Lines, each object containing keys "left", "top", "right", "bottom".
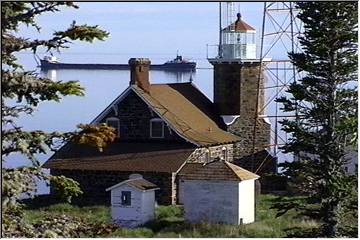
{"left": 6, "top": 54, "right": 293, "bottom": 195}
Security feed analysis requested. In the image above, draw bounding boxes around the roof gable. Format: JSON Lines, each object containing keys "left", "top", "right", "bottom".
{"left": 91, "top": 86, "right": 132, "bottom": 124}
{"left": 81, "top": 82, "right": 240, "bottom": 146}
{"left": 133, "top": 83, "right": 241, "bottom": 146}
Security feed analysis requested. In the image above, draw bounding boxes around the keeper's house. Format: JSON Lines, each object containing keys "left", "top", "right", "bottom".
{"left": 43, "top": 15, "right": 277, "bottom": 205}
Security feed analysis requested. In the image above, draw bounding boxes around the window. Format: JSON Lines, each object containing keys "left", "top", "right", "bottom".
{"left": 150, "top": 118, "right": 164, "bottom": 138}
{"left": 121, "top": 191, "right": 131, "bottom": 206}
{"left": 247, "top": 33, "right": 255, "bottom": 44}
{"left": 222, "top": 147, "right": 227, "bottom": 161}
{"left": 106, "top": 117, "right": 120, "bottom": 137}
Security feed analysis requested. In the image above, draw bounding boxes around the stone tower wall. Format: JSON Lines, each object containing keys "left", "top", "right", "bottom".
{"left": 213, "top": 63, "right": 266, "bottom": 116}
{"left": 228, "top": 117, "right": 270, "bottom": 159}
{"left": 213, "top": 62, "right": 270, "bottom": 160}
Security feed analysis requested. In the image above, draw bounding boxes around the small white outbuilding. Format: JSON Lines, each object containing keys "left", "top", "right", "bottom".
{"left": 106, "top": 174, "right": 159, "bottom": 228}
{"left": 180, "top": 160, "right": 259, "bottom": 225}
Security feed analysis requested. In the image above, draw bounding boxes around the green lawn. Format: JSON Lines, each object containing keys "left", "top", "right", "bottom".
{"left": 23, "top": 194, "right": 320, "bottom": 237}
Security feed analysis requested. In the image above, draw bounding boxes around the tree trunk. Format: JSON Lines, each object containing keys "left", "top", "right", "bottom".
{"left": 323, "top": 201, "right": 340, "bottom": 237}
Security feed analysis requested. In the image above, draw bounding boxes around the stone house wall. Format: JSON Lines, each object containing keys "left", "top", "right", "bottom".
{"left": 50, "top": 169, "right": 174, "bottom": 205}
{"left": 100, "top": 90, "right": 184, "bottom": 142}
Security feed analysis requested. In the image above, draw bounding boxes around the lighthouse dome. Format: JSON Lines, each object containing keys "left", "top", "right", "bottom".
{"left": 223, "top": 13, "right": 256, "bottom": 33}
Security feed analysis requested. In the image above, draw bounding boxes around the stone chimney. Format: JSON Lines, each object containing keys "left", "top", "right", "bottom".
{"left": 129, "top": 58, "right": 151, "bottom": 93}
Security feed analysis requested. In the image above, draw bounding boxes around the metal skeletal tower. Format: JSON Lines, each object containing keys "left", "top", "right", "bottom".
{"left": 252, "top": 2, "right": 303, "bottom": 173}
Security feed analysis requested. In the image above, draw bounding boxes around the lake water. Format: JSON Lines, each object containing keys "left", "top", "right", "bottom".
{"left": 5, "top": 53, "right": 292, "bottom": 194}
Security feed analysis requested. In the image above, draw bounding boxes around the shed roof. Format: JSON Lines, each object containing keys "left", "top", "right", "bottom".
{"left": 43, "top": 147, "right": 194, "bottom": 173}
{"left": 106, "top": 178, "right": 159, "bottom": 191}
{"left": 179, "top": 160, "right": 259, "bottom": 181}
{"left": 177, "top": 162, "right": 203, "bottom": 176}
{"left": 134, "top": 83, "right": 241, "bottom": 146}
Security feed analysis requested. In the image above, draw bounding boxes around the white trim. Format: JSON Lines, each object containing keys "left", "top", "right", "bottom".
{"left": 132, "top": 87, "right": 200, "bottom": 147}
{"left": 112, "top": 105, "right": 118, "bottom": 116}
{"left": 106, "top": 117, "right": 120, "bottom": 137}
{"left": 91, "top": 86, "right": 132, "bottom": 124}
{"left": 222, "top": 147, "right": 227, "bottom": 161}
{"left": 205, "top": 149, "right": 210, "bottom": 163}
{"left": 150, "top": 118, "right": 164, "bottom": 139}
{"left": 208, "top": 57, "right": 272, "bottom": 64}
{"left": 221, "top": 115, "right": 240, "bottom": 125}
{"left": 259, "top": 115, "right": 271, "bottom": 125}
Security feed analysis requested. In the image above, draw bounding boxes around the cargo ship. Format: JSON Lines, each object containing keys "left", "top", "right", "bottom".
{"left": 39, "top": 55, "right": 196, "bottom": 71}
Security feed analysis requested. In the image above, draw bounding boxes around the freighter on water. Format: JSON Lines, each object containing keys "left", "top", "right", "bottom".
{"left": 39, "top": 55, "right": 196, "bottom": 72}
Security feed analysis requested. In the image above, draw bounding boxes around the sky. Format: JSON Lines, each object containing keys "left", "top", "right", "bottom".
{"left": 17, "top": 2, "right": 265, "bottom": 64}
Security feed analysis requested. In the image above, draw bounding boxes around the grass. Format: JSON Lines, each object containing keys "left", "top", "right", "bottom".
{"left": 24, "top": 203, "right": 111, "bottom": 225}
{"left": 23, "top": 194, "right": 321, "bottom": 238}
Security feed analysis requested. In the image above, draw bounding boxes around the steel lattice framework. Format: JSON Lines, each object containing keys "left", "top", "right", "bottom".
{"left": 252, "top": 2, "right": 303, "bottom": 173}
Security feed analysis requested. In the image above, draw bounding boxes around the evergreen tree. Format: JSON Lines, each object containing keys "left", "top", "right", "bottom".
{"left": 2, "top": 2, "right": 116, "bottom": 237}
{"left": 274, "top": 2, "right": 358, "bottom": 237}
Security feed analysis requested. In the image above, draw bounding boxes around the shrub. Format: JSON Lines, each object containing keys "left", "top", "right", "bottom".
{"left": 156, "top": 205, "right": 184, "bottom": 220}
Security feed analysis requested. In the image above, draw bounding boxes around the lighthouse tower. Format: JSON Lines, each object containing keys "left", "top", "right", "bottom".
{"left": 219, "top": 12, "right": 256, "bottom": 60}
{"left": 208, "top": 4, "right": 271, "bottom": 166}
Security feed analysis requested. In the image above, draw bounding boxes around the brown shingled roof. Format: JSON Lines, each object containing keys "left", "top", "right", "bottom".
{"left": 127, "top": 178, "right": 159, "bottom": 190}
{"left": 180, "top": 160, "right": 259, "bottom": 181}
{"left": 48, "top": 141, "right": 194, "bottom": 160}
{"left": 177, "top": 162, "right": 203, "bottom": 176}
{"left": 134, "top": 83, "right": 241, "bottom": 146}
{"left": 106, "top": 178, "right": 159, "bottom": 191}
{"left": 43, "top": 148, "right": 194, "bottom": 173}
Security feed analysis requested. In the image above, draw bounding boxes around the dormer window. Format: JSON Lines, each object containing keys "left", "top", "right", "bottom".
{"left": 150, "top": 118, "right": 164, "bottom": 138}
{"left": 106, "top": 117, "right": 120, "bottom": 137}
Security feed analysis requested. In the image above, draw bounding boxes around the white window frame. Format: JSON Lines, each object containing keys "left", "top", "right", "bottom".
{"left": 222, "top": 147, "right": 227, "bottom": 161}
{"left": 150, "top": 118, "right": 164, "bottom": 138}
{"left": 106, "top": 117, "right": 120, "bottom": 137}
{"left": 205, "top": 149, "right": 210, "bottom": 163}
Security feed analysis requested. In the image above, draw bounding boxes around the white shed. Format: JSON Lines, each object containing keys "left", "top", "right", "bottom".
{"left": 180, "top": 160, "right": 259, "bottom": 225}
{"left": 106, "top": 174, "right": 159, "bottom": 228}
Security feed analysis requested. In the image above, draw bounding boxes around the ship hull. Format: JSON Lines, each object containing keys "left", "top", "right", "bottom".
{"left": 40, "top": 60, "right": 196, "bottom": 72}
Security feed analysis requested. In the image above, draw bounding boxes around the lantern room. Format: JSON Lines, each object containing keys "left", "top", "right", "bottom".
{"left": 220, "top": 12, "right": 257, "bottom": 59}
